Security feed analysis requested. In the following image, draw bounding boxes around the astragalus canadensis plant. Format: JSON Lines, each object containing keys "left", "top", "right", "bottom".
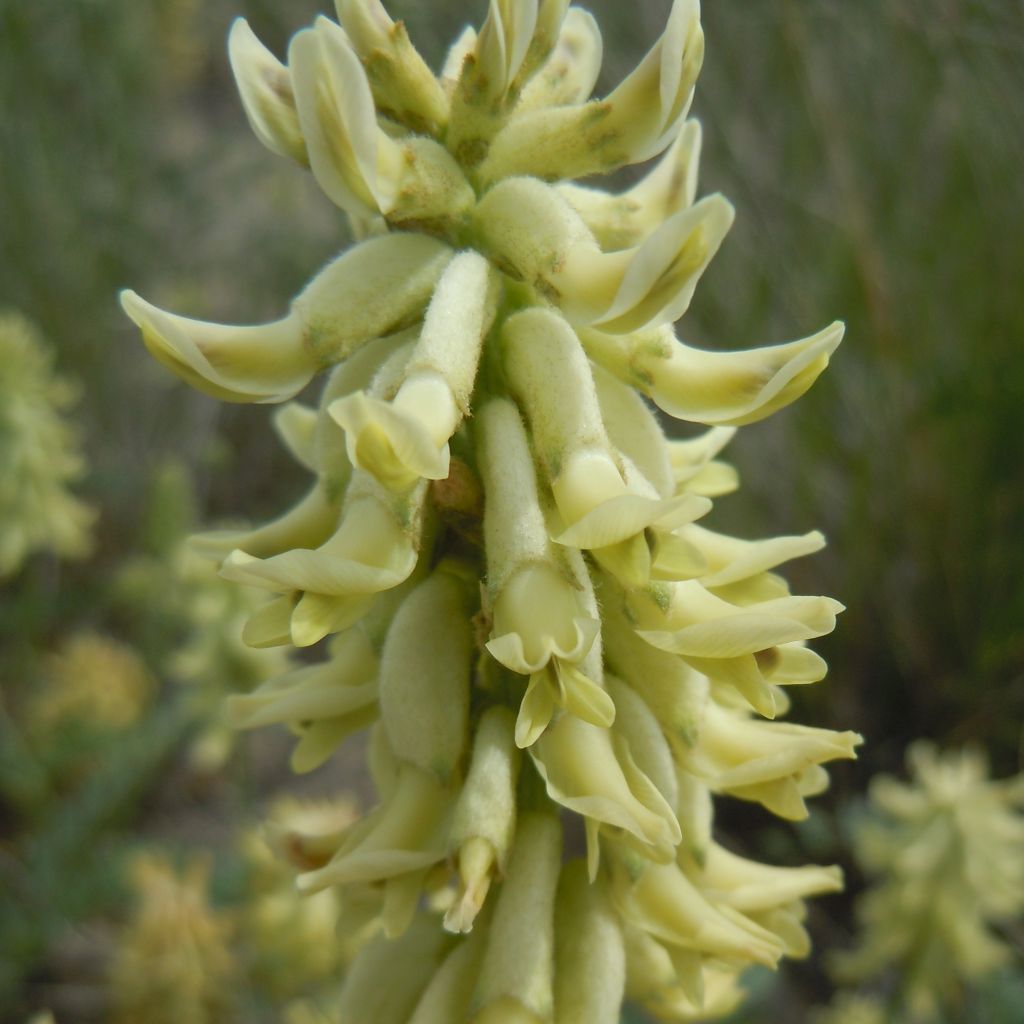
{"left": 825, "top": 743, "right": 1024, "bottom": 1023}
{"left": 121, "top": 0, "right": 860, "bottom": 1019}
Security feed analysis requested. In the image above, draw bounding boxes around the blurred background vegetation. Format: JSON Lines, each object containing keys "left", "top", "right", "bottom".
{"left": 1, "top": 0, "right": 1021, "bottom": 1021}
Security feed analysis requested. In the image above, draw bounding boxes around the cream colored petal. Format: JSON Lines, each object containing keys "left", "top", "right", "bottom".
{"left": 242, "top": 595, "right": 296, "bottom": 648}
{"left": 120, "top": 291, "right": 311, "bottom": 403}
{"left": 517, "top": 7, "right": 602, "bottom": 111}
{"left": 478, "top": 0, "right": 703, "bottom": 182}
{"left": 272, "top": 401, "right": 319, "bottom": 470}
{"left": 554, "top": 490, "right": 710, "bottom": 550}
{"left": 290, "top": 704, "right": 379, "bottom": 773}
{"left": 555, "top": 661, "right": 616, "bottom": 731}
{"left": 191, "top": 483, "right": 338, "bottom": 562}
{"left": 225, "top": 669, "right": 377, "bottom": 730}
{"left": 606, "top": 675, "right": 678, "bottom": 811}
{"left": 298, "top": 764, "right": 451, "bottom": 890}
{"left": 330, "top": 383, "right": 456, "bottom": 490}
{"left": 634, "top": 580, "right": 844, "bottom": 659}
{"left": 487, "top": 561, "right": 600, "bottom": 674}
{"left": 441, "top": 26, "right": 478, "bottom": 83}
{"left": 557, "top": 120, "right": 702, "bottom": 251}
{"left": 290, "top": 19, "right": 396, "bottom": 215}
{"left": 562, "top": 195, "right": 734, "bottom": 332}
{"left": 515, "top": 670, "right": 559, "bottom": 750}
{"left": 613, "top": 857, "right": 783, "bottom": 967}
{"left": 531, "top": 715, "right": 680, "bottom": 857}
{"left": 758, "top": 643, "right": 828, "bottom": 685}
{"left": 228, "top": 18, "right": 307, "bottom": 164}
{"left": 475, "top": 0, "right": 540, "bottom": 102}
{"left": 219, "top": 479, "right": 423, "bottom": 601}
{"left": 587, "top": 320, "right": 845, "bottom": 426}
{"left": 687, "top": 526, "right": 826, "bottom": 587}
{"left": 593, "top": 361, "right": 674, "bottom": 498}
{"left": 682, "top": 701, "right": 862, "bottom": 793}
{"left": 698, "top": 843, "right": 843, "bottom": 913}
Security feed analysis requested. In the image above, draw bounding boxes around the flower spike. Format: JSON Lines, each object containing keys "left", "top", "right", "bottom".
{"left": 126, "top": 0, "right": 856, "bottom": 1016}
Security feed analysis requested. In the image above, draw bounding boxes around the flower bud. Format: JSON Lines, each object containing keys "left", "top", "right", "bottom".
{"left": 553, "top": 862, "right": 626, "bottom": 1024}
{"left": 337, "top": 915, "right": 452, "bottom": 1024}
{"left": 409, "top": 934, "right": 488, "bottom": 1024}
{"left": 472, "top": 813, "right": 562, "bottom": 1022}
{"left": 291, "top": 18, "right": 473, "bottom": 225}
{"left": 120, "top": 233, "right": 451, "bottom": 403}
{"left": 379, "top": 569, "right": 473, "bottom": 783}
{"left": 478, "top": 180, "right": 733, "bottom": 332}
{"left": 479, "top": 0, "right": 703, "bottom": 182}
{"left": 477, "top": 398, "right": 612, "bottom": 743}
{"left": 474, "top": 0, "right": 541, "bottom": 104}
{"left": 334, "top": 0, "right": 449, "bottom": 133}
{"left": 502, "top": 308, "right": 705, "bottom": 585}
{"left": 446, "top": 707, "right": 521, "bottom": 933}
{"left": 517, "top": 8, "right": 602, "bottom": 112}
{"left": 581, "top": 319, "right": 845, "bottom": 426}
{"left": 228, "top": 19, "right": 307, "bottom": 164}
{"left": 331, "top": 251, "right": 498, "bottom": 491}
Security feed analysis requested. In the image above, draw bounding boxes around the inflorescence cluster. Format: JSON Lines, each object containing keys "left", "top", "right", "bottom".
{"left": 122, "top": 2, "right": 860, "bottom": 1019}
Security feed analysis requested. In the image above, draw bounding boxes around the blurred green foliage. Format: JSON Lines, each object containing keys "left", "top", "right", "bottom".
{"left": 1, "top": 0, "right": 1022, "bottom": 1021}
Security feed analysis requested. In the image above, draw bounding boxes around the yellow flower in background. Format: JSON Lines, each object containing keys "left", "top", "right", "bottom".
{"left": 109, "top": 853, "right": 237, "bottom": 1024}
{"left": 28, "top": 633, "right": 154, "bottom": 738}
{"left": 123, "top": 0, "right": 857, "bottom": 1018}
{"left": 0, "top": 312, "right": 94, "bottom": 577}
{"left": 829, "top": 742, "right": 1024, "bottom": 1020}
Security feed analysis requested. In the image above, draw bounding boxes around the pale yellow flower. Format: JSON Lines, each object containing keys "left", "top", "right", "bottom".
{"left": 0, "top": 312, "right": 94, "bottom": 576}
{"left": 832, "top": 742, "right": 1024, "bottom": 1019}
{"left": 29, "top": 632, "right": 154, "bottom": 737}
{"left": 109, "top": 853, "right": 236, "bottom": 1024}
{"left": 124, "top": 0, "right": 855, "bottom": 1019}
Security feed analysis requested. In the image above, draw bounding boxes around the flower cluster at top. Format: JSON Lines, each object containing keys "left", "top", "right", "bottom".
{"left": 121, "top": 1, "right": 860, "bottom": 1019}
{"left": 827, "top": 743, "right": 1024, "bottom": 1022}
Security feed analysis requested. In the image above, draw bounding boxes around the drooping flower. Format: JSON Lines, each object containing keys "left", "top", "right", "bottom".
{"left": 123, "top": 1, "right": 857, "bottom": 1018}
